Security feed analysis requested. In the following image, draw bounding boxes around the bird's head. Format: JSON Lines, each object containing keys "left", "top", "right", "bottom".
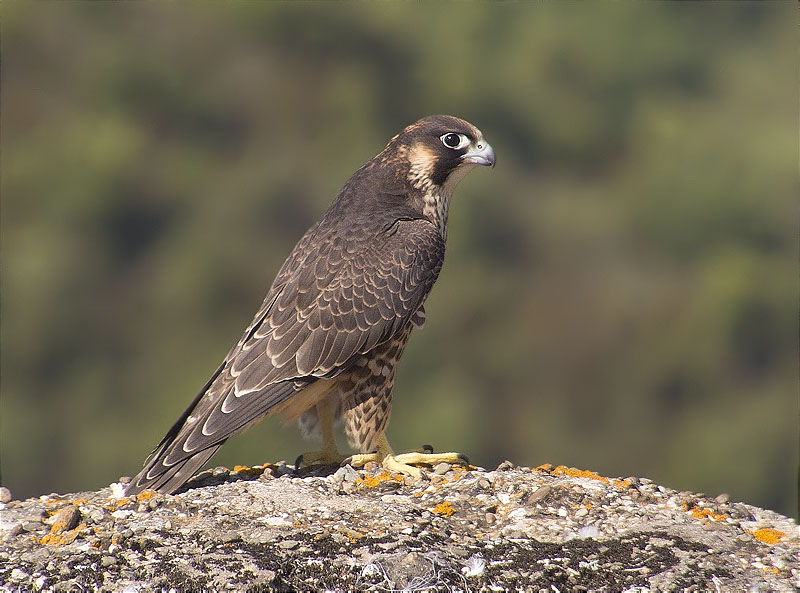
{"left": 380, "top": 115, "right": 495, "bottom": 197}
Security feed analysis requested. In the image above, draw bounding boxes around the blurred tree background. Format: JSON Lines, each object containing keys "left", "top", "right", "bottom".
{"left": 2, "top": 2, "right": 796, "bottom": 517}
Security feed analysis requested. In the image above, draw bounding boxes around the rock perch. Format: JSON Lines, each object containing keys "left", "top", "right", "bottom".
{"left": 1, "top": 462, "right": 797, "bottom": 591}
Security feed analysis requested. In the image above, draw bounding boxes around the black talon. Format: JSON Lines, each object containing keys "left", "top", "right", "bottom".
{"left": 294, "top": 454, "right": 304, "bottom": 470}
{"left": 457, "top": 453, "right": 470, "bottom": 465}
{"left": 341, "top": 455, "right": 354, "bottom": 467}
{"left": 422, "top": 444, "right": 434, "bottom": 454}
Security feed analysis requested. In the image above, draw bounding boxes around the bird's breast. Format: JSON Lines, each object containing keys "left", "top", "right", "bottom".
{"left": 422, "top": 191, "right": 451, "bottom": 241}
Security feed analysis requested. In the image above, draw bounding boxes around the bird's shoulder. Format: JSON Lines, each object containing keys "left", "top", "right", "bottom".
{"left": 226, "top": 186, "right": 445, "bottom": 383}
{"left": 280, "top": 179, "right": 445, "bottom": 288}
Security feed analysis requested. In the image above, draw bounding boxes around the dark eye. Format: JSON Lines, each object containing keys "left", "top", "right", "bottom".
{"left": 441, "top": 133, "right": 469, "bottom": 150}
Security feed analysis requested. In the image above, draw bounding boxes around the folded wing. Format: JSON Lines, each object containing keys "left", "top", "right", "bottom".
{"left": 125, "top": 217, "right": 443, "bottom": 494}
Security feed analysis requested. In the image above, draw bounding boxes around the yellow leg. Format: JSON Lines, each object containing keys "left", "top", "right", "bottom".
{"left": 344, "top": 433, "right": 469, "bottom": 479}
{"left": 295, "top": 398, "right": 346, "bottom": 468}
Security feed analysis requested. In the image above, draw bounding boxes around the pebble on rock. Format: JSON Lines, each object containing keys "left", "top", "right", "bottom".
{"left": 433, "top": 463, "right": 452, "bottom": 476}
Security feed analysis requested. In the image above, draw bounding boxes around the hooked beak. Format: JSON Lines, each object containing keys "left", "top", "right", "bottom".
{"left": 461, "top": 140, "right": 496, "bottom": 168}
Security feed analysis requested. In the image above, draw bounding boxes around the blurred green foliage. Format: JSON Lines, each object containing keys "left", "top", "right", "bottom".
{"left": 2, "top": 2, "right": 796, "bottom": 517}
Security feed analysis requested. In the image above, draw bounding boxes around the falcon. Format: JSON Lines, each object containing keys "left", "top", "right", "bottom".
{"left": 125, "top": 115, "right": 495, "bottom": 495}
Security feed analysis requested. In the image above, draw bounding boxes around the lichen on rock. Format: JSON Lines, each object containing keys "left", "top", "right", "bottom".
{"left": 1, "top": 462, "right": 797, "bottom": 592}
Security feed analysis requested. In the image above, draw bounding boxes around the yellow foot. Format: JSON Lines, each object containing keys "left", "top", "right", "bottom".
{"left": 343, "top": 443, "right": 469, "bottom": 480}
{"left": 294, "top": 449, "right": 347, "bottom": 469}
{"left": 393, "top": 450, "right": 470, "bottom": 467}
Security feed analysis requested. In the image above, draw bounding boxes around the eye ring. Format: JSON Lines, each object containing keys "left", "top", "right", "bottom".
{"left": 441, "top": 133, "right": 470, "bottom": 150}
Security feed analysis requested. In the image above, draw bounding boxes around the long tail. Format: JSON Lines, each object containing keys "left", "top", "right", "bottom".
{"left": 126, "top": 445, "right": 223, "bottom": 496}
{"left": 124, "top": 363, "right": 299, "bottom": 495}
{"left": 124, "top": 363, "right": 227, "bottom": 495}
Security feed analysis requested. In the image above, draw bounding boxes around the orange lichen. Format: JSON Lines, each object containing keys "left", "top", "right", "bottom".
{"left": 38, "top": 532, "right": 75, "bottom": 546}
{"left": 232, "top": 465, "right": 265, "bottom": 477}
{"left": 135, "top": 491, "right": 157, "bottom": 503}
{"left": 750, "top": 528, "right": 786, "bottom": 545}
{"left": 38, "top": 524, "right": 88, "bottom": 546}
{"left": 104, "top": 496, "right": 132, "bottom": 510}
{"left": 552, "top": 466, "right": 610, "bottom": 484}
{"left": 432, "top": 501, "right": 455, "bottom": 517}
{"left": 545, "top": 466, "right": 630, "bottom": 489}
{"left": 46, "top": 506, "right": 81, "bottom": 534}
{"left": 44, "top": 498, "right": 67, "bottom": 506}
{"left": 686, "top": 507, "right": 727, "bottom": 522}
{"left": 449, "top": 471, "right": 468, "bottom": 484}
{"left": 50, "top": 516, "right": 74, "bottom": 533}
{"left": 337, "top": 527, "right": 365, "bottom": 543}
{"left": 355, "top": 471, "right": 403, "bottom": 488}
{"left": 430, "top": 470, "right": 466, "bottom": 488}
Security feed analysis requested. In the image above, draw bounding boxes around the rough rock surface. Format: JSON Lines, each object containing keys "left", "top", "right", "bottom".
{"left": 1, "top": 461, "right": 797, "bottom": 592}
